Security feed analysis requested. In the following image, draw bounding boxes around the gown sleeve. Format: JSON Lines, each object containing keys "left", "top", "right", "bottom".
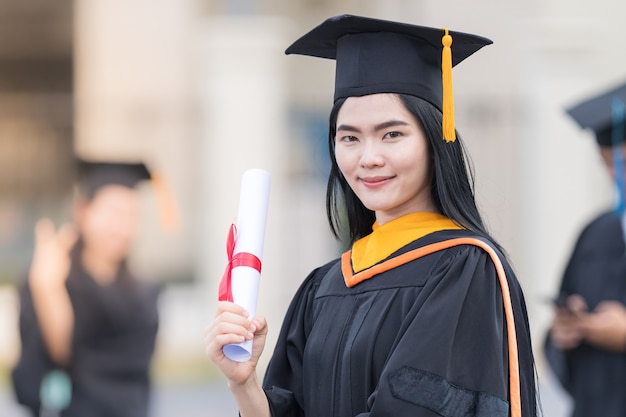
{"left": 11, "top": 280, "right": 56, "bottom": 415}
{"left": 361, "top": 245, "right": 533, "bottom": 417}
{"left": 262, "top": 260, "right": 336, "bottom": 417}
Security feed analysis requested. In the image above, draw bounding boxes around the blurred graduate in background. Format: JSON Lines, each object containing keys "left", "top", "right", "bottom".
{"left": 11, "top": 159, "right": 171, "bottom": 417}
{"left": 545, "top": 82, "right": 626, "bottom": 417}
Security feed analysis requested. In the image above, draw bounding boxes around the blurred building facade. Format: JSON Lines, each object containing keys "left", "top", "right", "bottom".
{"left": 1, "top": 0, "right": 626, "bottom": 413}
{"left": 0, "top": 1, "right": 75, "bottom": 389}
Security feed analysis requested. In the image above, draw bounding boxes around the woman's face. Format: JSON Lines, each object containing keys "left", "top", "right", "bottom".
{"left": 76, "top": 184, "right": 140, "bottom": 264}
{"left": 334, "top": 93, "right": 436, "bottom": 225}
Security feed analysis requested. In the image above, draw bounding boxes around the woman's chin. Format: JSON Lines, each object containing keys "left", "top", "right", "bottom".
{"left": 99, "top": 246, "right": 131, "bottom": 264}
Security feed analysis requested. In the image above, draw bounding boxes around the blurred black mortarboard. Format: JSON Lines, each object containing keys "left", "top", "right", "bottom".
{"left": 285, "top": 14, "right": 493, "bottom": 141}
{"left": 76, "top": 158, "right": 180, "bottom": 232}
{"left": 77, "top": 160, "right": 152, "bottom": 198}
{"left": 566, "top": 81, "right": 626, "bottom": 147}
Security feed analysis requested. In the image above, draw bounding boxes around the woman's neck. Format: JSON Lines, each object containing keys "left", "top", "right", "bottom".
{"left": 80, "top": 248, "right": 120, "bottom": 285}
{"left": 375, "top": 205, "right": 440, "bottom": 227}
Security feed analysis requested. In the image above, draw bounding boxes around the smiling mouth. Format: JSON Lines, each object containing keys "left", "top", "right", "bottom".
{"left": 360, "top": 176, "right": 395, "bottom": 188}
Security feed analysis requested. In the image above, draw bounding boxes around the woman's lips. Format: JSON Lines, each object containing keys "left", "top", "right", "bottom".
{"left": 360, "top": 175, "right": 394, "bottom": 188}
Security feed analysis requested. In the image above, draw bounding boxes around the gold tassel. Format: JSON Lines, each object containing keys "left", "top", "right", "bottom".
{"left": 441, "top": 28, "right": 456, "bottom": 142}
{"left": 151, "top": 172, "right": 181, "bottom": 234}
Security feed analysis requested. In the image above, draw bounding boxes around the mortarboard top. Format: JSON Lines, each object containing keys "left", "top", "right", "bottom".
{"left": 76, "top": 158, "right": 180, "bottom": 232}
{"left": 285, "top": 14, "right": 493, "bottom": 142}
{"left": 77, "top": 159, "right": 152, "bottom": 198}
{"left": 566, "top": 81, "right": 626, "bottom": 147}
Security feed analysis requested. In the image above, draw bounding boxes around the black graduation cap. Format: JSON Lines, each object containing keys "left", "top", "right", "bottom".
{"left": 76, "top": 158, "right": 180, "bottom": 232}
{"left": 77, "top": 160, "right": 152, "bottom": 198}
{"left": 285, "top": 14, "right": 493, "bottom": 141}
{"left": 566, "top": 81, "right": 626, "bottom": 147}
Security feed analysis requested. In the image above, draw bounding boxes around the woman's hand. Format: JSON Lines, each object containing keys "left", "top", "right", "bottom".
{"left": 205, "top": 302, "right": 271, "bottom": 417}
{"left": 27, "top": 218, "right": 78, "bottom": 365}
{"left": 29, "top": 218, "right": 77, "bottom": 291}
{"left": 580, "top": 301, "right": 626, "bottom": 352}
{"left": 205, "top": 301, "right": 268, "bottom": 386}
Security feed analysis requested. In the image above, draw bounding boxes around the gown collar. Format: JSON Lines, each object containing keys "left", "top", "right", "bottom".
{"left": 350, "top": 212, "right": 462, "bottom": 273}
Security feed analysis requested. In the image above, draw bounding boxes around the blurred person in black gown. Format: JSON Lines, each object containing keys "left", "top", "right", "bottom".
{"left": 205, "top": 15, "right": 538, "bottom": 417}
{"left": 545, "top": 81, "right": 626, "bottom": 417}
{"left": 11, "top": 159, "right": 171, "bottom": 417}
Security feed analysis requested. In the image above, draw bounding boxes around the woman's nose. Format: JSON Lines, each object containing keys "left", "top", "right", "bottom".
{"left": 359, "top": 141, "right": 384, "bottom": 167}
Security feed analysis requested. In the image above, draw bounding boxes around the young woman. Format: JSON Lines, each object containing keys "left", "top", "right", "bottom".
{"left": 206, "top": 15, "right": 538, "bottom": 417}
{"left": 12, "top": 160, "right": 160, "bottom": 417}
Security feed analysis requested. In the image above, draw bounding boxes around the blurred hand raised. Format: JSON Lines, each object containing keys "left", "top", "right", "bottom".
{"left": 29, "top": 218, "right": 78, "bottom": 290}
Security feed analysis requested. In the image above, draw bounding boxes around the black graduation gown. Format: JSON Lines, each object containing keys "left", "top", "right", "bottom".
{"left": 263, "top": 229, "right": 537, "bottom": 417}
{"left": 544, "top": 211, "right": 626, "bottom": 417}
{"left": 12, "top": 249, "right": 160, "bottom": 417}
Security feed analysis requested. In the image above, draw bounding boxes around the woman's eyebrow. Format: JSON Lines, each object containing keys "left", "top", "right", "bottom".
{"left": 373, "top": 120, "right": 409, "bottom": 131}
{"left": 336, "top": 124, "right": 361, "bottom": 133}
{"left": 337, "top": 120, "right": 409, "bottom": 133}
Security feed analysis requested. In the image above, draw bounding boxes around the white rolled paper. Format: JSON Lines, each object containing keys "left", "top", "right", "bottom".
{"left": 223, "top": 169, "right": 271, "bottom": 362}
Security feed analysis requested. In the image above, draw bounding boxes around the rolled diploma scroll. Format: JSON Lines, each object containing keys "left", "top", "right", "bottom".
{"left": 223, "top": 169, "right": 271, "bottom": 362}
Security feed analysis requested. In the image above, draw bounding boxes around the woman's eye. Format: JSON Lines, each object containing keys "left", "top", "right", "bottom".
{"left": 339, "top": 135, "right": 358, "bottom": 143}
{"left": 383, "top": 131, "right": 402, "bottom": 139}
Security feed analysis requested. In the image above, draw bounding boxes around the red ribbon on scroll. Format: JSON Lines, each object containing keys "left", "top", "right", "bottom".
{"left": 218, "top": 224, "right": 263, "bottom": 302}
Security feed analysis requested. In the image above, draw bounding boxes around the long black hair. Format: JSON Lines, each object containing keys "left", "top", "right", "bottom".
{"left": 326, "top": 93, "right": 500, "bottom": 249}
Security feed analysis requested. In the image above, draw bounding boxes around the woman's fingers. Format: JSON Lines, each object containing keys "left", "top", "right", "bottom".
{"left": 251, "top": 316, "right": 267, "bottom": 335}
{"left": 33, "top": 219, "right": 77, "bottom": 255}
{"left": 205, "top": 308, "right": 268, "bottom": 386}
{"left": 215, "top": 301, "right": 249, "bottom": 317}
{"left": 30, "top": 219, "right": 75, "bottom": 288}
{"left": 204, "top": 311, "right": 267, "bottom": 354}
{"left": 205, "top": 307, "right": 257, "bottom": 358}
{"left": 206, "top": 332, "right": 246, "bottom": 357}
{"left": 207, "top": 318, "right": 254, "bottom": 340}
